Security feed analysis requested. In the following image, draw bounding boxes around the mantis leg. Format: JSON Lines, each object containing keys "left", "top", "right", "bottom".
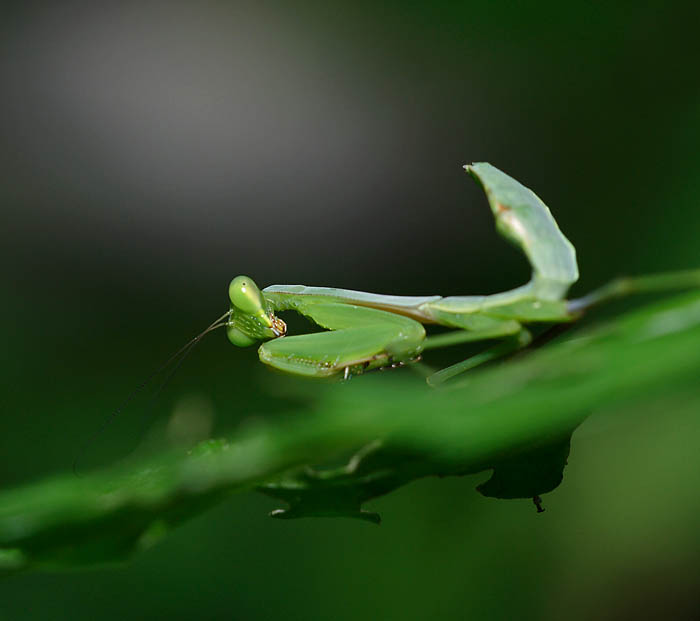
{"left": 568, "top": 269, "right": 700, "bottom": 313}
{"left": 426, "top": 329, "right": 532, "bottom": 387}
{"left": 422, "top": 320, "right": 522, "bottom": 350}
{"left": 258, "top": 303, "right": 426, "bottom": 378}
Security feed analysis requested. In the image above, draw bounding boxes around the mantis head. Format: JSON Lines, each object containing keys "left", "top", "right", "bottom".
{"left": 227, "top": 275, "right": 286, "bottom": 347}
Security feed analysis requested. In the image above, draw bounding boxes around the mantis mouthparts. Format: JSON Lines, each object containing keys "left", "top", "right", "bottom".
{"left": 271, "top": 315, "right": 287, "bottom": 337}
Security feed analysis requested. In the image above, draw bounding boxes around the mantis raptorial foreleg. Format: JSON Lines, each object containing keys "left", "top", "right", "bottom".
{"left": 259, "top": 303, "right": 425, "bottom": 378}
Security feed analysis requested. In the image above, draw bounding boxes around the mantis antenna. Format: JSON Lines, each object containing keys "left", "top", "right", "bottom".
{"left": 72, "top": 310, "right": 232, "bottom": 476}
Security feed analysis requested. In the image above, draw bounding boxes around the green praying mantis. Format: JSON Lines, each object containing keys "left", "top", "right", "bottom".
{"left": 76, "top": 162, "right": 700, "bottom": 475}
{"left": 218, "top": 162, "right": 700, "bottom": 386}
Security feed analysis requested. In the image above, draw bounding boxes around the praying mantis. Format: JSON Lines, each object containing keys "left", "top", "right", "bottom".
{"left": 221, "top": 162, "right": 700, "bottom": 386}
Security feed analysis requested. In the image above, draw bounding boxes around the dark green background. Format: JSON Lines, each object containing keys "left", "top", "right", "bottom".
{"left": 2, "top": 1, "right": 699, "bottom": 619}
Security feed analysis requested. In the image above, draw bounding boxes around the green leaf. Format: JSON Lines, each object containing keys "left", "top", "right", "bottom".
{"left": 2, "top": 291, "right": 700, "bottom": 572}
{"left": 476, "top": 438, "right": 571, "bottom": 500}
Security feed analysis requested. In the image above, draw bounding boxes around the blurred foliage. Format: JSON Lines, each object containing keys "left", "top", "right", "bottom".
{"left": 2, "top": 290, "right": 700, "bottom": 573}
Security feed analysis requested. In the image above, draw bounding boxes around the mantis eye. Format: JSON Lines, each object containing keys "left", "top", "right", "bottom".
{"left": 229, "top": 275, "right": 265, "bottom": 315}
